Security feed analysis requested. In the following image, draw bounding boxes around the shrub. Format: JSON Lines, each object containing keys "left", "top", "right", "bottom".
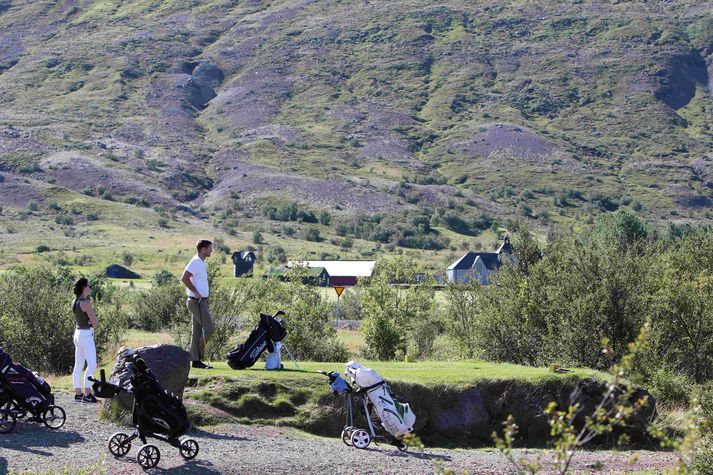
{"left": 266, "top": 246, "right": 287, "bottom": 264}
{"left": 443, "top": 281, "right": 483, "bottom": 358}
{"left": 444, "top": 214, "right": 470, "bottom": 234}
{"left": 647, "top": 368, "right": 692, "bottom": 406}
{"left": 252, "top": 231, "right": 264, "bottom": 244}
{"left": 122, "top": 251, "right": 134, "bottom": 267}
{"left": 304, "top": 227, "right": 321, "bottom": 242}
{"left": 263, "top": 202, "right": 318, "bottom": 223}
{"left": 213, "top": 237, "right": 230, "bottom": 254}
{"left": 360, "top": 257, "right": 435, "bottom": 360}
{"left": 130, "top": 279, "right": 186, "bottom": 331}
{"left": 152, "top": 270, "right": 176, "bottom": 287}
{"left": 319, "top": 211, "right": 332, "bottom": 226}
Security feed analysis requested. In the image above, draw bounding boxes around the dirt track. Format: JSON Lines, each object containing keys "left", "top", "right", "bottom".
{"left": 0, "top": 393, "right": 677, "bottom": 474}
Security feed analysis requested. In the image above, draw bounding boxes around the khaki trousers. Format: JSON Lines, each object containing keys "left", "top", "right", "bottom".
{"left": 186, "top": 298, "right": 215, "bottom": 361}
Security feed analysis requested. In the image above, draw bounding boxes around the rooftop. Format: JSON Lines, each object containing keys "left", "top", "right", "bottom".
{"left": 289, "top": 260, "right": 376, "bottom": 277}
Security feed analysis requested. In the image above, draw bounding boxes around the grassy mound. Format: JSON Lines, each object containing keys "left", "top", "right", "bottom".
{"left": 183, "top": 361, "right": 608, "bottom": 447}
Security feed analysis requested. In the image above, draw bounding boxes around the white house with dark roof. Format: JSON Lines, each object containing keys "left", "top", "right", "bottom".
{"left": 446, "top": 237, "right": 514, "bottom": 284}
{"left": 288, "top": 260, "right": 375, "bottom": 286}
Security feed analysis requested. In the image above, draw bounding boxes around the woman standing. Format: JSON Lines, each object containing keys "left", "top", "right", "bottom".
{"left": 72, "top": 278, "right": 98, "bottom": 403}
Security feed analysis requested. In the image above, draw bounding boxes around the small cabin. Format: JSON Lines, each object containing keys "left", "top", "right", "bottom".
{"left": 232, "top": 251, "right": 256, "bottom": 277}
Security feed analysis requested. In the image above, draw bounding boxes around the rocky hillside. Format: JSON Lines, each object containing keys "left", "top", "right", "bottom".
{"left": 0, "top": 0, "right": 712, "bottom": 261}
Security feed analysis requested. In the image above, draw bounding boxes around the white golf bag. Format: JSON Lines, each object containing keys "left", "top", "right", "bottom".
{"left": 345, "top": 361, "right": 415, "bottom": 439}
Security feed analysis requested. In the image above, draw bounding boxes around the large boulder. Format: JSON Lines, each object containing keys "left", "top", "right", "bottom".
{"left": 110, "top": 344, "right": 191, "bottom": 412}
{"left": 433, "top": 387, "right": 489, "bottom": 438}
{"left": 568, "top": 379, "right": 656, "bottom": 438}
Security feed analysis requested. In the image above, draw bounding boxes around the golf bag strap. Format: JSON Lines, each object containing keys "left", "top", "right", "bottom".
{"left": 357, "top": 381, "right": 385, "bottom": 393}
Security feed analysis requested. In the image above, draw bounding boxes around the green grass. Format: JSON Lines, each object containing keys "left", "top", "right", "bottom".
{"left": 185, "top": 360, "right": 606, "bottom": 387}
{"left": 180, "top": 359, "right": 611, "bottom": 446}
{"left": 48, "top": 356, "right": 605, "bottom": 392}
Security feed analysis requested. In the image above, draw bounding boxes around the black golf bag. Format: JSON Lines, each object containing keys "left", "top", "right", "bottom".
{"left": 0, "top": 346, "right": 65, "bottom": 433}
{"left": 0, "top": 347, "right": 54, "bottom": 414}
{"left": 90, "top": 349, "right": 198, "bottom": 469}
{"left": 92, "top": 352, "right": 190, "bottom": 439}
{"left": 227, "top": 313, "right": 287, "bottom": 370}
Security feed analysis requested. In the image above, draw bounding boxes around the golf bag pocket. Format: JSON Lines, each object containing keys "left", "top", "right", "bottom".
{"left": 6, "top": 364, "right": 53, "bottom": 411}
{"left": 136, "top": 390, "right": 191, "bottom": 438}
{"left": 368, "top": 384, "right": 416, "bottom": 438}
{"left": 227, "top": 326, "right": 269, "bottom": 370}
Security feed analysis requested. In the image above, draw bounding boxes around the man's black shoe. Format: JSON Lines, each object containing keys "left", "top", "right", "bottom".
{"left": 192, "top": 361, "right": 213, "bottom": 369}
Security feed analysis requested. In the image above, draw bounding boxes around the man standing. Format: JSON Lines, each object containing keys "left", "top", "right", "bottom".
{"left": 182, "top": 239, "right": 215, "bottom": 369}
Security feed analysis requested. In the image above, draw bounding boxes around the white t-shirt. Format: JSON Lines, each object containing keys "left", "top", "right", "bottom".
{"left": 184, "top": 255, "right": 209, "bottom": 298}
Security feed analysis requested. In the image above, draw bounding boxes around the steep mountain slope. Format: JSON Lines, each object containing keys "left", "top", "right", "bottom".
{"left": 0, "top": 0, "right": 711, "bottom": 266}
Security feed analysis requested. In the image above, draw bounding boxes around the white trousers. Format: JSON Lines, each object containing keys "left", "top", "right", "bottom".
{"left": 73, "top": 328, "right": 96, "bottom": 390}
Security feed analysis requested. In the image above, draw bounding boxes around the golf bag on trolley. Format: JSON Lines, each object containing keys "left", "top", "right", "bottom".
{"left": 0, "top": 346, "right": 66, "bottom": 434}
{"left": 227, "top": 312, "right": 287, "bottom": 370}
{"left": 89, "top": 348, "right": 199, "bottom": 469}
{"left": 324, "top": 361, "right": 416, "bottom": 450}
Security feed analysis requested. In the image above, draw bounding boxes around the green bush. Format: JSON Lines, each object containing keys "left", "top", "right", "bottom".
{"left": 443, "top": 281, "right": 483, "bottom": 358}
{"left": 263, "top": 202, "right": 318, "bottom": 223}
{"left": 130, "top": 279, "right": 186, "bottom": 331}
{"left": 122, "top": 251, "right": 133, "bottom": 267}
{"left": 152, "top": 269, "right": 176, "bottom": 287}
{"left": 648, "top": 368, "right": 692, "bottom": 406}
{"left": 304, "top": 227, "right": 321, "bottom": 242}
{"left": 360, "top": 257, "right": 435, "bottom": 360}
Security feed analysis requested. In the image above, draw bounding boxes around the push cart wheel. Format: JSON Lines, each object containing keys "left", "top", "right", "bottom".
{"left": 350, "top": 428, "right": 371, "bottom": 449}
{"left": 108, "top": 432, "right": 132, "bottom": 457}
{"left": 42, "top": 405, "right": 66, "bottom": 430}
{"left": 179, "top": 438, "right": 199, "bottom": 460}
{"left": 341, "top": 426, "right": 354, "bottom": 446}
{"left": 397, "top": 442, "right": 408, "bottom": 452}
{"left": 0, "top": 406, "right": 16, "bottom": 434}
{"left": 137, "top": 444, "right": 161, "bottom": 469}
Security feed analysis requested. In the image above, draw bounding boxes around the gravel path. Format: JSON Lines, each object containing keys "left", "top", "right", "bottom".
{"left": 1, "top": 394, "right": 677, "bottom": 474}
